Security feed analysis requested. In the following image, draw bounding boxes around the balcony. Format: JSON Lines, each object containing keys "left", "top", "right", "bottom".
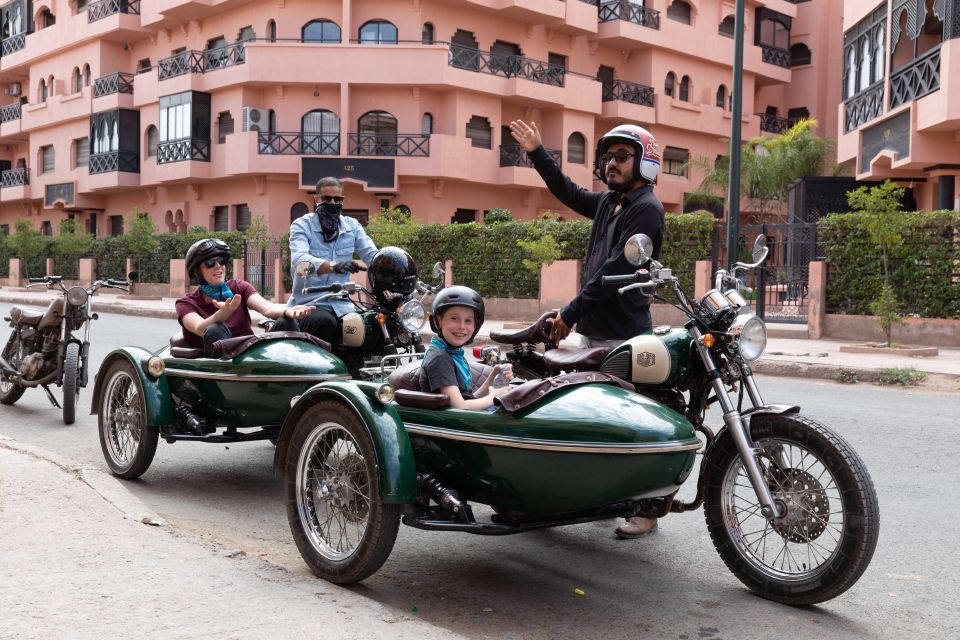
{"left": 157, "top": 137, "right": 211, "bottom": 163}
{"left": 257, "top": 131, "right": 340, "bottom": 155}
{"left": 0, "top": 167, "right": 28, "bottom": 187}
{"left": 499, "top": 143, "right": 561, "bottom": 168}
{"left": 889, "top": 46, "right": 941, "bottom": 111}
{"left": 843, "top": 82, "right": 884, "bottom": 133}
{"left": 348, "top": 133, "right": 430, "bottom": 157}
{"left": 602, "top": 79, "right": 654, "bottom": 107}
{"left": 0, "top": 103, "right": 21, "bottom": 124}
{"left": 89, "top": 151, "right": 139, "bottom": 174}
{"left": 93, "top": 72, "right": 135, "bottom": 98}
{"left": 758, "top": 112, "right": 790, "bottom": 134}
{"left": 157, "top": 43, "right": 245, "bottom": 80}
{"left": 596, "top": 0, "right": 660, "bottom": 30}
{"left": 761, "top": 44, "right": 791, "bottom": 68}
{"left": 1, "top": 33, "right": 25, "bottom": 56}
{"left": 88, "top": 0, "right": 141, "bottom": 23}
{"left": 448, "top": 44, "right": 566, "bottom": 87}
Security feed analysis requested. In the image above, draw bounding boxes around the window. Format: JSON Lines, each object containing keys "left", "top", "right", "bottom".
{"left": 719, "top": 16, "right": 735, "bottom": 38}
{"left": 343, "top": 209, "right": 369, "bottom": 226}
{"left": 787, "top": 107, "right": 809, "bottom": 126}
{"left": 667, "top": 0, "right": 691, "bottom": 25}
{"left": 213, "top": 205, "right": 229, "bottom": 231}
{"left": 83, "top": 64, "right": 91, "bottom": 87}
{"left": 72, "top": 67, "right": 82, "bottom": 94}
{"left": 490, "top": 40, "right": 521, "bottom": 75}
{"left": 159, "top": 91, "right": 211, "bottom": 143}
{"left": 873, "top": 26, "right": 885, "bottom": 81}
{"left": 421, "top": 113, "right": 433, "bottom": 136}
{"left": 357, "top": 110, "right": 397, "bottom": 154}
{"left": 235, "top": 204, "right": 251, "bottom": 231}
{"left": 77, "top": 0, "right": 89, "bottom": 10}
{"left": 567, "top": 132, "right": 586, "bottom": 165}
{"left": 136, "top": 58, "right": 151, "bottom": 74}
{"left": 664, "top": 72, "right": 675, "bottom": 98}
{"left": 844, "top": 48, "right": 857, "bottom": 98}
{"left": 450, "top": 29, "right": 480, "bottom": 70}
{"left": 0, "top": 224, "right": 8, "bottom": 236}
{"left": 758, "top": 15, "right": 790, "bottom": 49}
{"left": 237, "top": 26, "right": 255, "bottom": 42}
{"left": 452, "top": 208, "right": 477, "bottom": 224}
{"left": 41, "top": 221, "right": 53, "bottom": 236}
{"left": 422, "top": 22, "right": 434, "bottom": 44}
{"left": 858, "top": 39, "right": 871, "bottom": 92}
{"left": 662, "top": 147, "right": 688, "bottom": 176}
{"left": 679, "top": 75, "right": 691, "bottom": 102}
{"left": 109, "top": 215, "right": 123, "bottom": 236}
{"left": 465, "top": 115, "right": 491, "bottom": 149}
{"left": 359, "top": 20, "right": 397, "bottom": 44}
{"left": 302, "top": 109, "right": 340, "bottom": 154}
{"left": 146, "top": 126, "right": 158, "bottom": 157}
{"left": 716, "top": 85, "right": 727, "bottom": 109}
{"left": 41, "top": 145, "right": 54, "bottom": 173}
{"left": 74, "top": 137, "right": 89, "bottom": 168}
{"left": 790, "top": 43, "right": 811, "bottom": 67}
{"left": 38, "top": 8, "right": 55, "bottom": 28}
{"left": 267, "top": 19, "right": 276, "bottom": 42}
{"left": 290, "top": 202, "right": 309, "bottom": 223}
{"left": 302, "top": 19, "right": 340, "bottom": 43}
{"left": 217, "top": 111, "right": 234, "bottom": 144}
{"left": 39, "top": 78, "right": 47, "bottom": 102}
{"left": 94, "top": 118, "right": 118, "bottom": 154}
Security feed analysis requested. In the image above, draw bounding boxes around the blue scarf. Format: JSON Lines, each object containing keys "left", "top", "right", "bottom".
{"left": 428, "top": 336, "right": 472, "bottom": 389}
{"left": 200, "top": 282, "right": 234, "bottom": 301}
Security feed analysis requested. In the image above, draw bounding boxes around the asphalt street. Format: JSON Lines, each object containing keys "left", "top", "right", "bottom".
{"left": 0, "top": 304, "right": 957, "bottom": 639}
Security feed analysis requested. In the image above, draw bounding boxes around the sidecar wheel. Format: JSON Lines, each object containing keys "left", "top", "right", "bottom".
{"left": 98, "top": 360, "right": 158, "bottom": 479}
{"left": 285, "top": 400, "right": 400, "bottom": 584}
{"left": 703, "top": 413, "right": 879, "bottom": 606}
{"left": 0, "top": 338, "right": 25, "bottom": 405}
{"left": 62, "top": 342, "right": 80, "bottom": 425}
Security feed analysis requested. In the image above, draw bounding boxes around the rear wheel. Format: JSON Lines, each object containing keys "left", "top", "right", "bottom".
{"left": 0, "top": 335, "right": 26, "bottom": 405}
{"left": 62, "top": 343, "right": 81, "bottom": 425}
{"left": 98, "top": 360, "right": 158, "bottom": 479}
{"left": 285, "top": 400, "right": 400, "bottom": 584}
{"left": 703, "top": 413, "right": 879, "bottom": 605}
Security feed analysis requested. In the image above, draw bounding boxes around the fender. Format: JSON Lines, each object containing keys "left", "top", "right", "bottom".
{"left": 273, "top": 380, "right": 416, "bottom": 504}
{"left": 89, "top": 347, "right": 173, "bottom": 428}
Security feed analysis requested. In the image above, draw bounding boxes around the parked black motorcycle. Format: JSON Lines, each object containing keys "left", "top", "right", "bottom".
{"left": 0, "top": 275, "right": 130, "bottom": 424}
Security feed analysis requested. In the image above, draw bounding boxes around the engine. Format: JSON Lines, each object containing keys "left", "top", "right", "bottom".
{"left": 20, "top": 353, "right": 49, "bottom": 380}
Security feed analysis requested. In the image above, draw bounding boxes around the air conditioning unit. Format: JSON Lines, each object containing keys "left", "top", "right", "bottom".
{"left": 242, "top": 106, "right": 269, "bottom": 132}
{"left": 4, "top": 82, "right": 21, "bottom": 96}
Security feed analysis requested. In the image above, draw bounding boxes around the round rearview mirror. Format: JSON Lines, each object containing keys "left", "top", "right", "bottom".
{"left": 624, "top": 234, "right": 653, "bottom": 266}
{"left": 752, "top": 235, "right": 769, "bottom": 264}
{"left": 296, "top": 261, "right": 316, "bottom": 278}
{"left": 431, "top": 261, "right": 444, "bottom": 280}
{"left": 127, "top": 271, "right": 140, "bottom": 283}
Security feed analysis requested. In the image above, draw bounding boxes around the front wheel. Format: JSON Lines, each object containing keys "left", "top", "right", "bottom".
{"left": 285, "top": 401, "right": 400, "bottom": 584}
{"left": 703, "top": 413, "right": 879, "bottom": 606}
{"left": 62, "top": 343, "right": 81, "bottom": 425}
{"left": 98, "top": 360, "right": 159, "bottom": 479}
{"left": 0, "top": 335, "right": 26, "bottom": 405}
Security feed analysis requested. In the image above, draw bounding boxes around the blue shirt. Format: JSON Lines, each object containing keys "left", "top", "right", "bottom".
{"left": 288, "top": 212, "right": 379, "bottom": 316}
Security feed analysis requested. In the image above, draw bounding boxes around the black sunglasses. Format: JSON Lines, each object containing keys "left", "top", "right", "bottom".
{"left": 203, "top": 257, "right": 228, "bottom": 268}
{"left": 317, "top": 195, "right": 345, "bottom": 204}
{"left": 601, "top": 150, "right": 637, "bottom": 165}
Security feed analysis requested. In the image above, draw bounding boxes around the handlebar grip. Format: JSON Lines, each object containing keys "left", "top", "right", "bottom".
{"left": 106, "top": 279, "right": 128, "bottom": 286}
{"left": 601, "top": 270, "right": 649, "bottom": 286}
{"left": 303, "top": 284, "right": 340, "bottom": 294}
{"left": 27, "top": 277, "right": 47, "bottom": 283}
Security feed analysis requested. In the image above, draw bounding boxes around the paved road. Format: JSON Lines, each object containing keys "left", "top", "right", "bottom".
{"left": 0, "top": 304, "right": 956, "bottom": 639}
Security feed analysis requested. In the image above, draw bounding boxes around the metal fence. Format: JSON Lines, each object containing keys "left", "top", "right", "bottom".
{"left": 243, "top": 239, "right": 283, "bottom": 298}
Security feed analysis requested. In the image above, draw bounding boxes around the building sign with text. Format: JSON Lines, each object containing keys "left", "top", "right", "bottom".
{"left": 301, "top": 158, "right": 396, "bottom": 191}
{"left": 860, "top": 111, "right": 910, "bottom": 173}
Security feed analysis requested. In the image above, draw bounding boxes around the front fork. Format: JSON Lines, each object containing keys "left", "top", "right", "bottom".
{"left": 690, "top": 326, "right": 784, "bottom": 519}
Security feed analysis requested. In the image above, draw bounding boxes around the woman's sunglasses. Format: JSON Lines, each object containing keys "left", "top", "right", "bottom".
{"left": 317, "top": 195, "right": 345, "bottom": 204}
{"left": 203, "top": 257, "right": 228, "bottom": 268}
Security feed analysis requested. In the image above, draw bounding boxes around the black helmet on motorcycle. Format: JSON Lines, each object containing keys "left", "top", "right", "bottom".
{"left": 185, "top": 238, "right": 231, "bottom": 285}
{"left": 595, "top": 124, "right": 661, "bottom": 186}
{"left": 429, "top": 285, "right": 484, "bottom": 344}
{"left": 368, "top": 246, "right": 418, "bottom": 303}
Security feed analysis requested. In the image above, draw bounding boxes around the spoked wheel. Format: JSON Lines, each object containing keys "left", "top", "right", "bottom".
{"left": 98, "top": 360, "right": 158, "bottom": 479}
{"left": 0, "top": 337, "right": 26, "bottom": 405}
{"left": 285, "top": 401, "right": 400, "bottom": 584}
{"left": 704, "top": 413, "right": 879, "bottom": 606}
{"left": 62, "top": 343, "right": 81, "bottom": 425}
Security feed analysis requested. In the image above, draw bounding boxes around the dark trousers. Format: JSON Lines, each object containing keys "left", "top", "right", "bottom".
{"left": 297, "top": 306, "right": 339, "bottom": 345}
{"left": 202, "top": 317, "right": 300, "bottom": 357}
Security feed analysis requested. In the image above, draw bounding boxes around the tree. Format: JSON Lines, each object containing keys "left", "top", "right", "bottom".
{"left": 8, "top": 218, "right": 46, "bottom": 278}
{"left": 55, "top": 218, "right": 91, "bottom": 272}
{"left": 244, "top": 214, "right": 274, "bottom": 252}
{"left": 517, "top": 234, "right": 562, "bottom": 275}
{"left": 846, "top": 180, "right": 906, "bottom": 346}
{"left": 125, "top": 209, "right": 158, "bottom": 280}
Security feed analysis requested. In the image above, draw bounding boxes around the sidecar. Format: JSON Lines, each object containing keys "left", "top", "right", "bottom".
{"left": 274, "top": 358, "right": 702, "bottom": 584}
{"left": 91, "top": 331, "right": 349, "bottom": 479}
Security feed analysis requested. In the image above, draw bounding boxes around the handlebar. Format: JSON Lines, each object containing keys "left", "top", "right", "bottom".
{"left": 303, "top": 284, "right": 341, "bottom": 295}
{"left": 601, "top": 270, "right": 650, "bottom": 286}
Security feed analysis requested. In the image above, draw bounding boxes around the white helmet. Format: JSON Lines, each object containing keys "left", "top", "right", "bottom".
{"left": 595, "top": 124, "right": 661, "bottom": 185}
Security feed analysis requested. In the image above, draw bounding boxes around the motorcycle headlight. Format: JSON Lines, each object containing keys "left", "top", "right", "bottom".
{"left": 66, "top": 286, "right": 88, "bottom": 307}
{"left": 398, "top": 300, "right": 426, "bottom": 332}
{"left": 729, "top": 314, "right": 767, "bottom": 362}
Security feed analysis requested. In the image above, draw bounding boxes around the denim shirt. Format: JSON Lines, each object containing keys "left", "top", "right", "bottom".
{"left": 288, "top": 212, "right": 379, "bottom": 316}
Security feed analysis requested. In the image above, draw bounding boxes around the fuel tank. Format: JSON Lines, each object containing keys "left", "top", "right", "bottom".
{"left": 598, "top": 327, "right": 694, "bottom": 389}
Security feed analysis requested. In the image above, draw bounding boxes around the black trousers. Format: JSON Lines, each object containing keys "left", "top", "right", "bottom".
{"left": 202, "top": 317, "right": 300, "bottom": 357}
{"left": 297, "top": 306, "right": 339, "bottom": 345}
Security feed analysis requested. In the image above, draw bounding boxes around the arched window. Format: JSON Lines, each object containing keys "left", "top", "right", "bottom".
{"left": 359, "top": 20, "right": 397, "bottom": 44}
{"left": 679, "top": 75, "right": 691, "bottom": 102}
{"left": 874, "top": 26, "right": 884, "bottom": 81}
{"left": 146, "top": 126, "right": 158, "bottom": 158}
{"left": 38, "top": 8, "right": 55, "bottom": 29}
{"left": 267, "top": 19, "right": 276, "bottom": 42}
{"left": 421, "top": 112, "right": 433, "bottom": 136}
{"left": 716, "top": 84, "right": 727, "bottom": 109}
{"left": 760, "top": 17, "right": 790, "bottom": 50}
{"left": 465, "top": 115, "right": 491, "bottom": 149}
{"left": 845, "top": 47, "right": 856, "bottom": 98}
{"left": 83, "top": 63, "right": 91, "bottom": 87}
{"left": 567, "top": 132, "right": 586, "bottom": 165}
{"left": 667, "top": 0, "right": 692, "bottom": 25}
{"left": 72, "top": 67, "right": 82, "bottom": 93}
{"left": 718, "top": 16, "right": 734, "bottom": 38}
{"left": 789, "top": 43, "right": 811, "bottom": 67}
{"left": 357, "top": 110, "right": 398, "bottom": 155}
{"left": 302, "top": 19, "right": 340, "bottom": 43}
{"left": 422, "top": 22, "right": 434, "bottom": 44}
{"left": 38, "top": 78, "right": 47, "bottom": 102}
{"left": 859, "top": 39, "right": 871, "bottom": 91}
{"left": 301, "top": 109, "right": 340, "bottom": 155}
{"left": 664, "top": 71, "right": 675, "bottom": 98}
{"left": 290, "top": 202, "right": 309, "bottom": 223}
{"left": 47, "top": 74, "right": 54, "bottom": 97}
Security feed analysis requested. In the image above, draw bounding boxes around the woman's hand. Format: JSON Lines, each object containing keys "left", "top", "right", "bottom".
{"left": 509, "top": 120, "right": 542, "bottom": 153}
{"left": 211, "top": 295, "right": 242, "bottom": 321}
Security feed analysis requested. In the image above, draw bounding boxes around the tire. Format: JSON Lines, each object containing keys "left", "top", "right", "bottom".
{"left": 703, "top": 413, "right": 879, "bottom": 606}
{"left": 285, "top": 400, "right": 401, "bottom": 584}
{"left": 0, "top": 334, "right": 26, "bottom": 405}
{"left": 62, "top": 343, "right": 81, "bottom": 425}
{"left": 98, "top": 360, "right": 159, "bottom": 479}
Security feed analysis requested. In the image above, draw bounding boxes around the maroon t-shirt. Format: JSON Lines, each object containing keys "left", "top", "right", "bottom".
{"left": 175, "top": 279, "right": 257, "bottom": 349}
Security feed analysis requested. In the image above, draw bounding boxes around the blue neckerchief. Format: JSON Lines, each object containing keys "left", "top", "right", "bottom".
{"left": 428, "top": 336, "right": 472, "bottom": 389}
{"left": 200, "top": 282, "right": 234, "bottom": 301}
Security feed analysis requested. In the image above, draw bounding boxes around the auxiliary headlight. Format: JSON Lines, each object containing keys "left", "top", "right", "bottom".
{"left": 376, "top": 384, "right": 395, "bottom": 404}
{"left": 146, "top": 356, "right": 165, "bottom": 377}
{"left": 398, "top": 300, "right": 427, "bottom": 332}
{"left": 66, "top": 286, "right": 89, "bottom": 307}
{"left": 729, "top": 314, "right": 767, "bottom": 362}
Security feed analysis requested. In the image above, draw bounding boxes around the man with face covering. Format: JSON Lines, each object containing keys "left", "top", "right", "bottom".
{"left": 288, "top": 176, "right": 379, "bottom": 345}
{"left": 509, "top": 119, "right": 665, "bottom": 540}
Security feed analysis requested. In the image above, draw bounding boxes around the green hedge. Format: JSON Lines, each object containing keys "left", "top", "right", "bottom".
{"left": 818, "top": 210, "right": 960, "bottom": 319}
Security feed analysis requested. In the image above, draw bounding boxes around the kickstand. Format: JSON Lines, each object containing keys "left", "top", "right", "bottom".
{"left": 42, "top": 384, "right": 62, "bottom": 409}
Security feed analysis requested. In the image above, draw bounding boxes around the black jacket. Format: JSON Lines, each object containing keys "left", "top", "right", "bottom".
{"left": 529, "top": 145, "right": 665, "bottom": 340}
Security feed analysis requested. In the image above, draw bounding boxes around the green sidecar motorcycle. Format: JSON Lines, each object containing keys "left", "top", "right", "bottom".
{"left": 276, "top": 234, "right": 879, "bottom": 606}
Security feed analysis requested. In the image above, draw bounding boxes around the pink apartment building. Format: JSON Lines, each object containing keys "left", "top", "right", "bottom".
{"left": 0, "top": 0, "right": 839, "bottom": 239}
{"left": 838, "top": 0, "right": 960, "bottom": 211}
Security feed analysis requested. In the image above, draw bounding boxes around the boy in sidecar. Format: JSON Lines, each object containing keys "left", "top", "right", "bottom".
{"left": 420, "top": 286, "right": 512, "bottom": 411}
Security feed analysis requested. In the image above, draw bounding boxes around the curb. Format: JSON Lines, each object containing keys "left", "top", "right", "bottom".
{"left": 0, "top": 294, "right": 177, "bottom": 320}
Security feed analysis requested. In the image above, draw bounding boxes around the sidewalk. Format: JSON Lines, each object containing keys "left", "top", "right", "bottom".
{"left": 2, "top": 286, "right": 957, "bottom": 391}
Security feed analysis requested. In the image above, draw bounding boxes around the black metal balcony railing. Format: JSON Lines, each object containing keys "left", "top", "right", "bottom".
{"left": 0, "top": 102, "right": 22, "bottom": 123}
{"left": 89, "top": 151, "right": 140, "bottom": 174}
{"left": 448, "top": 44, "right": 566, "bottom": 87}
{"left": 761, "top": 44, "right": 791, "bottom": 68}
{"left": 87, "top": 0, "right": 141, "bottom": 23}
{"left": 843, "top": 81, "right": 884, "bottom": 133}
{"left": 93, "top": 72, "right": 135, "bottom": 98}
{"left": 1, "top": 167, "right": 29, "bottom": 188}
{"left": 499, "top": 143, "right": 561, "bottom": 169}
{"left": 758, "top": 112, "right": 790, "bottom": 134}
{"left": 157, "top": 137, "right": 211, "bottom": 163}
{"left": 602, "top": 79, "right": 655, "bottom": 107}
{"left": 158, "top": 42, "right": 246, "bottom": 80}
{"left": 889, "top": 46, "right": 941, "bottom": 110}
{"left": 1, "top": 33, "right": 25, "bottom": 56}
{"left": 348, "top": 133, "right": 430, "bottom": 156}
{"left": 597, "top": 1, "right": 661, "bottom": 30}
{"left": 257, "top": 131, "right": 340, "bottom": 155}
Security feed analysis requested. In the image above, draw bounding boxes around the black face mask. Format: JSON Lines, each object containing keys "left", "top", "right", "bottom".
{"left": 316, "top": 202, "right": 342, "bottom": 242}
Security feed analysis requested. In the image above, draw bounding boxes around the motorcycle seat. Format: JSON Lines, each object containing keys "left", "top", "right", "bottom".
{"left": 542, "top": 347, "right": 612, "bottom": 372}
{"left": 488, "top": 311, "right": 556, "bottom": 345}
{"left": 10, "top": 306, "right": 45, "bottom": 326}
{"left": 169, "top": 332, "right": 203, "bottom": 359}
